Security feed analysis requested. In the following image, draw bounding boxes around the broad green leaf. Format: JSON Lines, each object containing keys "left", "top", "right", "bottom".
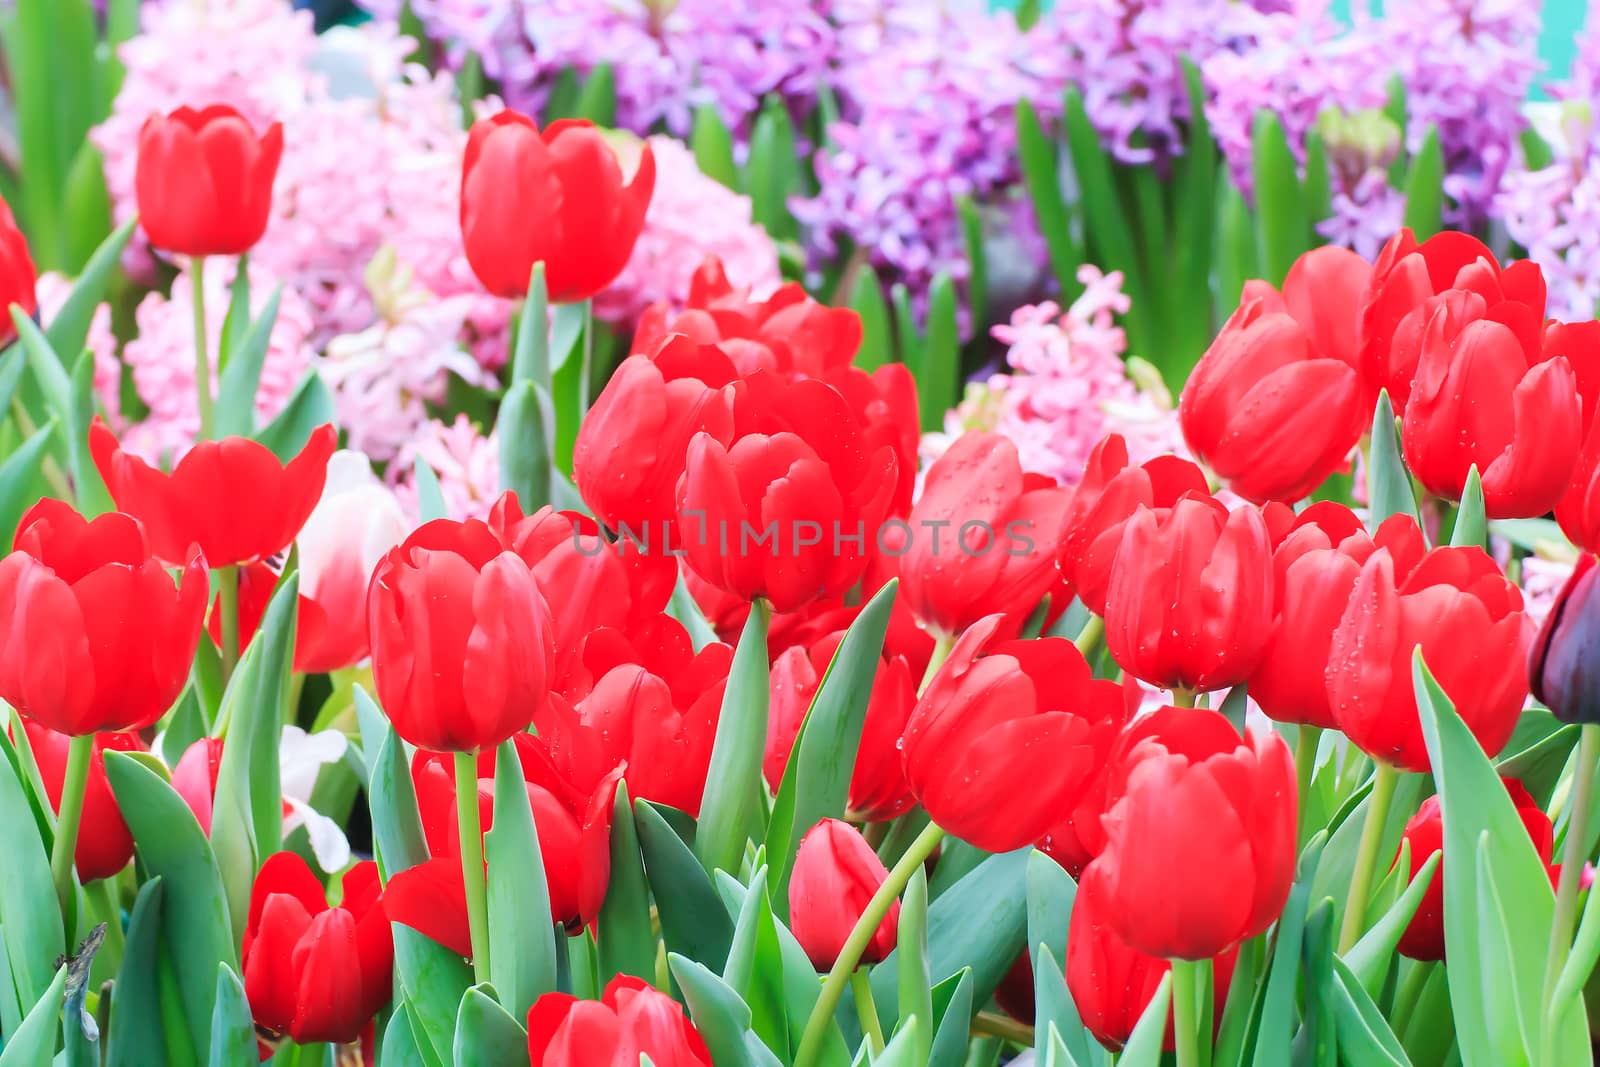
{"left": 453, "top": 984, "right": 532, "bottom": 1067}
{"left": 412, "top": 457, "right": 450, "bottom": 523}
{"left": 1368, "top": 391, "right": 1420, "bottom": 533}
{"left": 927, "top": 969, "right": 974, "bottom": 1067}
{"left": 873, "top": 1017, "right": 922, "bottom": 1067}
{"left": 746, "top": 97, "right": 800, "bottom": 243}
{"left": 60, "top": 140, "right": 112, "bottom": 276}
{"left": 0, "top": 420, "right": 58, "bottom": 536}
{"left": 1116, "top": 972, "right": 1172, "bottom": 1067}
{"left": 380, "top": 1007, "right": 431, "bottom": 1067}
{"left": 498, "top": 380, "right": 554, "bottom": 510}
{"left": 848, "top": 270, "right": 892, "bottom": 372}
{"left": 368, "top": 717, "right": 430, "bottom": 881}
{"left": 574, "top": 63, "right": 616, "bottom": 126}
{"left": 12, "top": 309, "right": 75, "bottom": 465}
{"left": 691, "top": 104, "right": 738, "bottom": 189}
{"left": 919, "top": 275, "right": 958, "bottom": 432}
{"left": 486, "top": 739, "right": 558, "bottom": 1017}
{"left": 256, "top": 372, "right": 336, "bottom": 462}
{"left": 1330, "top": 956, "right": 1411, "bottom": 1066}
{"left": 697, "top": 601, "right": 772, "bottom": 877}
{"left": 42, "top": 218, "right": 137, "bottom": 361}
{"left": 213, "top": 286, "right": 284, "bottom": 437}
{"left": 103, "top": 752, "right": 235, "bottom": 1058}
{"left": 509, "top": 263, "right": 550, "bottom": 386}
{"left": 871, "top": 849, "right": 1027, "bottom": 1018}
{"left": 669, "top": 953, "right": 767, "bottom": 1067}
{"left": 68, "top": 348, "right": 113, "bottom": 514}
{"left": 1251, "top": 110, "right": 1307, "bottom": 286}
{"left": 1401, "top": 127, "right": 1444, "bottom": 242}
{"left": 1301, "top": 128, "right": 1332, "bottom": 245}
{"left": 1414, "top": 653, "right": 1590, "bottom": 1067}
{"left": 891, "top": 284, "right": 920, "bottom": 374}
{"left": 1448, "top": 467, "right": 1485, "bottom": 548}
{"left": 1250, "top": 873, "right": 1312, "bottom": 1067}
{"left": 1062, "top": 90, "right": 1143, "bottom": 307}
{"left": 393, "top": 926, "right": 473, "bottom": 1067}
{"left": 107, "top": 878, "right": 167, "bottom": 1067}
{"left": 0, "top": 730, "right": 65, "bottom": 1008}
{"left": 1043, "top": 1023, "right": 1082, "bottom": 1067}
{"left": 1169, "top": 59, "right": 1219, "bottom": 370}
{"left": 1345, "top": 851, "right": 1438, "bottom": 997}
{"left": 1214, "top": 179, "right": 1256, "bottom": 317}
{"left": 637, "top": 801, "right": 733, "bottom": 970}
{"left": 896, "top": 867, "right": 932, "bottom": 1064}
{"left": 768, "top": 582, "right": 896, "bottom": 906}
{"left": 217, "top": 257, "right": 252, "bottom": 370}
{"left": 1213, "top": 936, "right": 1262, "bottom": 1067}
{"left": 208, "top": 964, "right": 256, "bottom": 1067}
{"left": 1032, "top": 946, "right": 1097, "bottom": 1067}
{"left": 1295, "top": 900, "right": 1338, "bottom": 1066}
{"left": 957, "top": 196, "right": 988, "bottom": 326}
{"left": 0, "top": 966, "right": 65, "bottom": 1067}
{"left": 720, "top": 867, "right": 788, "bottom": 1056}
{"left": 927, "top": 839, "right": 989, "bottom": 899}
{"left": 598, "top": 782, "right": 656, "bottom": 983}
{"left": 1472, "top": 839, "right": 1530, "bottom": 1064}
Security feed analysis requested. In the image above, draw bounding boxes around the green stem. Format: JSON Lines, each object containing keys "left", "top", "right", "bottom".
{"left": 291, "top": 1041, "right": 327, "bottom": 1067}
{"left": 1390, "top": 960, "right": 1433, "bottom": 1039}
{"left": 794, "top": 822, "right": 947, "bottom": 1067}
{"left": 1295, "top": 726, "right": 1322, "bottom": 840}
{"left": 970, "top": 1011, "right": 1035, "bottom": 1046}
{"left": 191, "top": 257, "right": 213, "bottom": 440}
{"left": 1073, "top": 613, "right": 1105, "bottom": 659}
{"left": 8, "top": 397, "right": 73, "bottom": 499}
{"left": 850, "top": 968, "right": 885, "bottom": 1055}
{"left": 218, "top": 565, "right": 240, "bottom": 689}
{"left": 1339, "top": 762, "right": 1400, "bottom": 952}
{"left": 49, "top": 733, "right": 95, "bottom": 922}
{"left": 1544, "top": 725, "right": 1600, "bottom": 1020}
{"left": 579, "top": 298, "right": 594, "bottom": 414}
{"left": 454, "top": 750, "right": 491, "bottom": 984}
{"left": 1172, "top": 688, "right": 1197, "bottom": 709}
{"left": 1170, "top": 957, "right": 1209, "bottom": 1067}
{"left": 918, "top": 634, "right": 957, "bottom": 696}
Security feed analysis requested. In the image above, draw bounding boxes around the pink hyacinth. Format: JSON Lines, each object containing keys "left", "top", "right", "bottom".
{"left": 117, "top": 259, "right": 315, "bottom": 463}
{"left": 390, "top": 415, "right": 501, "bottom": 522}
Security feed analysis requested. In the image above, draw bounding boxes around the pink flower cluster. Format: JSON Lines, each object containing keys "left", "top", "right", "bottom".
{"left": 390, "top": 415, "right": 501, "bottom": 523}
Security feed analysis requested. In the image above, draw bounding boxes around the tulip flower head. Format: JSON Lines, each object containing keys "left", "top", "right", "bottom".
{"left": 0, "top": 499, "right": 207, "bottom": 735}
{"left": 1550, "top": 320, "right": 1600, "bottom": 551}
{"left": 136, "top": 104, "right": 283, "bottom": 257}
{"left": 526, "top": 975, "right": 711, "bottom": 1067}
{"left": 460, "top": 111, "right": 656, "bottom": 301}
{"left": 0, "top": 193, "right": 37, "bottom": 346}
{"left": 789, "top": 818, "right": 900, "bottom": 970}
{"left": 1530, "top": 554, "right": 1600, "bottom": 724}
{"left": 242, "top": 853, "right": 392, "bottom": 1046}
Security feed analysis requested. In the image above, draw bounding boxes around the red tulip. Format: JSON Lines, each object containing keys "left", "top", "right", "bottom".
{"left": 1360, "top": 229, "right": 1547, "bottom": 412}
{"left": 898, "top": 431, "right": 1071, "bottom": 637}
{"left": 1036, "top": 674, "right": 1148, "bottom": 876}
{"left": 0, "top": 193, "right": 37, "bottom": 346}
{"left": 241, "top": 852, "right": 392, "bottom": 1045}
{"left": 1550, "top": 321, "right": 1600, "bottom": 551}
{"left": 367, "top": 517, "right": 554, "bottom": 754}
{"left": 789, "top": 818, "right": 899, "bottom": 969}
{"left": 1082, "top": 707, "right": 1297, "bottom": 960}
{"left": 1059, "top": 435, "right": 1210, "bottom": 617}
{"left": 1250, "top": 504, "right": 1426, "bottom": 728}
{"left": 526, "top": 975, "right": 711, "bottom": 1067}
{"left": 385, "top": 735, "right": 621, "bottom": 953}
{"left": 764, "top": 631, "right": 917, "bottom": 821}
{"left": 89, "top": 419, "right": 336, "bottom": 567}
{"left": 1104, "top": 496, "right": 1274, "bottom": 693}
{"left": 488, "top": 493, "right": 677, "bottom": 699}
{"left": 1067, "top": 872, "right": 1238, "bottom": 1051}
{"left": 172, "top": 736, "right": 223, "bottom": 832}
{"left": 676, "top": 375, "right": 898, "bottom": 611}
{"left": 1393, "top": 779, "right": 1554, "bottom": 961}
{"left": 1327, "top": 545, "right": 1530, "bottom": 772}
{"left": 901, "top": 615, "right": 1130, "bottom": 852}
{"left": 460, "top": 112, "right": 655, "bottom": 301}
{"left": 22, "top": 722, "right": 142, "bottom": 881}
{"left": 1181, "top": 246, "right": 1371, "bottom": 503}
{"left": 531, "top": 615, "right": 731, "bottom": 816}
{"left": 1530, "top": 554, "right": 1600, "bottom": 724}
{"left": 136, "top": 105, "right": 283, "bottom": 257}
{"left": 0, "top": 499, "right": 207, "bottom": 735}
{"left": 1400, "top": 299, "right": 1580, "bottom": 518}
{"left": 573, "top": 336, "right": 741, "bottom": 547}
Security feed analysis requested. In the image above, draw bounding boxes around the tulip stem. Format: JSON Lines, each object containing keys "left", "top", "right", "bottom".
{"left": 1170, "top": 958, "right": 1210, "bottom": 1067}
{"left": 1172, "top": 688, "right": 1197, "bottom": 708}
{"left": 454, "top": 750, "right": 492, "bottom": 985}
{"left": 918, "top": 634, "right": 956, "bottom": 697}
{"left": 850, "top": 968, "right": 885, "bottom": 1054}
{"left": 191, "top": 257, "right": 213, "bottom": 440}
{"left": 49, "top": 733, "right": 95, "bottom": 922}
{"left": 1072, "top": 613, "right": 1104, "bottom": 659}
{"left": 1543, "top": 724, "right": 1600, "bottom": 1020}
{"left": 793, "top": 821, "right": 947, "bottom": 1067}
{"left": 1338, "top": 762, "right": 1400, "bottom": 952}
{"left": 970, "top": 1011, "right": 1034, "bottom": 1045}
{"left": 1294, "top": 726, "right": 1322, "bottom": 840}
{"left": 218, "top": 565, "right": 240, "bottom": 688}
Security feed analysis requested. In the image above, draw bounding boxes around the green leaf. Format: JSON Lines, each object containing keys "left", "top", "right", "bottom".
{"left": 957, "top": 196, "right": 988, "bottom": 326}
{"left": 218, "top": 256, "right": 252, "bottom": 368}
{"left": 891, "top": 284, "right": 920, "bottom": 374}
{"left": 367, "top": 716, "right": 431, "bottom": 881}
{"left": 691, "top": 104, "right": 738, "bottom": 189}
{"left": 13, "top": 308, "right": 76, "bottom": 455}
{"left": 697, "top": 600, "right": 772, "bottom": 877}
{"left": 68, "top": 348, "right": 112, "bottom": 513}
{"left": 1043, "top": 1023, "right": 1082, "bottom": 1067}
{"left": 1251, "top": 110, "right": 1307, "bottom": 286}
{"left": 720, "top": 867, "right": 788, "bottom": 1057}
{"left": 598, "top": 782, "right": 656, "bottom": 983}
{"left": 871, "top": 849, "right": 1028, "bottom": 1018}
{"left": 107, "top": 879, "right": 167, "bottom": 1067}
{"left": 1169, "top": 58, "right": 1219, "bottom": 370}
{"left": 498, "top": 380, "right": 554, "bottom": 510}
{"left": 103, "top": 751, "right": 236, "bottom": 1058}
{"left": 0, "top": 729, "right": 65, "bottom": 1009}
{"left": 393, "top": 926, "right": 474, "bottom": 1067}
{"left": 1401, "top": 126, "right": 1444, "bottom": 242}
{"left": 1025, "top": 848, "right": 1074, "bottom": 979}
{"left": 412, "top": 457, "right": 450, "bottom": 523}
{"left": 208, "top": 964, "right": 256, "bottom": 1067}
{"left": 381, "top": 1007, "right": 431, "bottom": 1067}
{"left": 768, "top": 582, "right": 896, "bottom": 906}
{"left": 43, "top": 219, "right": 135, "bottom": 362}
{"left": 210, "top": 574, "right": 297, "bottom": 942}
{"left": 1062, "top": 90, "right": 1143, "bottom": 304}
{"left": 1296, "top": 900, "right": 1338, "bottom": 1066}
{"left": 1448, "top": 466, "right": 1485, "bottom": 548}
{"left": 486, "top": 739, "right": 558, "bottom": 1017}
{"left": 0, "top": 420, "right": 58, "bottom": 534}
{"left": 1520, "top": 126, "right": 1555, "bottom": 171}
{"left": 61, "top": 922, "right": 101, "bottom": 1067}
{"left": 1471, "top": 838, "right": 1531, "bottom": 1064}
{"left": 1345, "top": 852, "right": 1438, "bottom": 998}
{"left": 927, "top": 969, "right": 974, "bottom": 1067}
{"left": 574, "top": 63, "right": 616, "bottom": 126}
{"left": 1032, "top": 946, "right": 1097, "bottom": 1067}
{"left": 1015, "top": 98, "right": 1081, "bottom": 298}
{"left": 1300, "top": 128, "right": 1333, "bottom": 245}
{"left": 60, "top": 140, "right": 112, "bottom": 274}
{"left": 637, "top": 801, "right": 733, "bottom": 970}
{"left": 1250, "top": 875, "right": 1311, "bottom": 1067}
{"left": 0, "top": 965, "right": 65, "bottom": 1067}
{"left": 453, "top": 984, "right": 532, "bottom": 1067}
{"left": 848, "top": 270, "right": 892, "bottom": 372}
{"left": 509, "top": 263, "right": 550, "bottom": 386}
{"left": 1367, "top": 391, "right": 1419, "bottom": 533}
{"left": 213, "top": 286, "right": 283, "bottom": 437}
{"left": 1329, "top": 956, "right": 1411, "bottom": 1066}
{"left": 1116, "top": 972, "right": 1172, "bottom": 1067}
{"left": 669, "top": 953, "right": 770, "bottom": 1067}
{"left": 255, "top": 371, "right": 335, "bottom": 462}
{"left": 1413, "top": 653, "right": 1590, "bottom": 1067}
{"left": 746, "top": 97, "right": 800, "bottom": 243}
{"left": 1215, "top": 179, "right": 1256, "bottom": 318}
{"left": 919, "top": 275, "right": 959, "bottom": 432}
{"left": 896, "top": 867, "right": 933, "bottom": 1063}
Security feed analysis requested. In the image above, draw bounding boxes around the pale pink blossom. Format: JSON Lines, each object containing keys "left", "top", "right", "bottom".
{"left": 391, "top": 415, "right": 501, "bottom": 522}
